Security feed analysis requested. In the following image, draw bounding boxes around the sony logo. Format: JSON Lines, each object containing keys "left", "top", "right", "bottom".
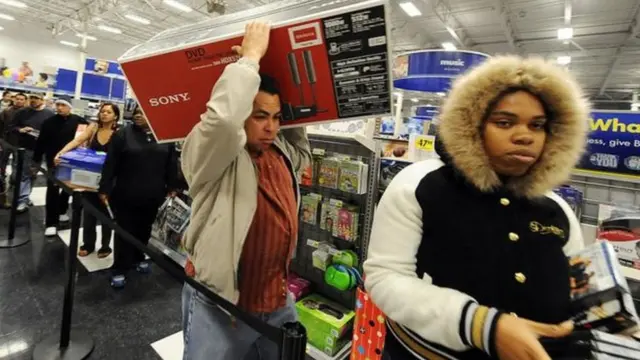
{"left": 149, "top": 92, "right": 191, "bottom": 107}
{"left": 440, "top": 59, "right": 465, "bottom": 67}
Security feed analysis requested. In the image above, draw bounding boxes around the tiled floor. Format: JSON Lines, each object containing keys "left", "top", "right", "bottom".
{"left": 0, "top": 176, "right": 183, "bottom": 360}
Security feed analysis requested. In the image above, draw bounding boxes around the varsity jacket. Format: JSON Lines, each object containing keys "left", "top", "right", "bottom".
{"left": 364, "top": 56, "right": 591, "bottom": 360}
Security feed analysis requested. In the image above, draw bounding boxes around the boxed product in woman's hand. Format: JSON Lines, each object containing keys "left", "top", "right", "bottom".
{"left": 568, "top": 241, "right": 640, "bottom": 334}
{"left": 55, "top": 148, "right": 107, "bottom": 189}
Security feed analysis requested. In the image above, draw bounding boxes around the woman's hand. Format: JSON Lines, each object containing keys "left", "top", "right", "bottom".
{"left": 495, "top": 315, "right": 573, "bottom": 360}
{"left": 231, "top": 21, "right": 271, "bottom": 63}
{"left": 168, "top": 190, "right": 178, "bottom": 198}
{"left": 54, "top": 153, "right": 62, "bottom": 166}
{"left": 98, "top": 193, "right": 109, "bottom": 205}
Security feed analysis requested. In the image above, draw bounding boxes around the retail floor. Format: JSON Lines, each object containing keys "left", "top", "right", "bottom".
{"left": 0, "top": 175, "right": 183, "bottom": 360}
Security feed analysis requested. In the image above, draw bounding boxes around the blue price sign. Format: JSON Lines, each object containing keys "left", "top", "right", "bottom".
{"left": 578, "top": 111, "right": 640, "bottom": 178}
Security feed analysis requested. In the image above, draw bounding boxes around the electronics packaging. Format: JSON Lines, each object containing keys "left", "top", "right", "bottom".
{"left": 151, "top": 196, "right": 191, "bottom": 257}
{"left": 296, "top": 294, "right": 356, "bottom": 356}
{"left": 568, "top": 241, "right": 640, "bottom": 334}
{"left": 596, "top": 204, "right": 640, "bottom": 270}
{"left": 55, "top": 148, "right": 106, "bottom": 189}
{"left": 119, "top": 0, "right": 392, "bottom": 142}
{"left": 541, "top": 330, "right": 640, "bottom": 359}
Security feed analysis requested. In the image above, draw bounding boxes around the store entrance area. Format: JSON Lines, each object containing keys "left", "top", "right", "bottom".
{"left": 0, "top": 174, "right": 182, "bottom": 360}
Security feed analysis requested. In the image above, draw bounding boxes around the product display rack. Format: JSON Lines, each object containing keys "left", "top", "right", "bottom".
{"left": 569, "top": 173, "right": 640, "bottom": 225}
{"left": 291, "top": 134, "right": 379, "bottom": 303}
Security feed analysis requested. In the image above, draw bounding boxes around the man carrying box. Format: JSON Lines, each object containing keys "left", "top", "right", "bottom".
{"left": 180, "top": 21, "right": 312, "bottom": 360}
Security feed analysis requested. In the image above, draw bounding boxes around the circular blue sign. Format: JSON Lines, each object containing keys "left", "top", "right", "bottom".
{"left": 393, "top": 50, "right": 489, "bottom": 93}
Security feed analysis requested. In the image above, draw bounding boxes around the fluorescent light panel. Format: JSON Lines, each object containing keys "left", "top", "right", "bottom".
{"left": 399, "top": 2, "right": 421, "bottom": 17}
{"left": 0, "top": 13, "right": 15, "bottom": 20}
{"left": 557, "top": 56, "right": 571, "bottom": 65}
{"left": 557, "top": 27, "right": 573, "bottom": 40}
{"left": 60, "top": 40, "right": 79, "bottom": 48}
{"left": 98, "top": 24, "right": 122, "bottom": 34}
{"left": 0, "top": 26, "right": 3, "bottom": 30}
{"left": 0, "top": 0, "right": 26, "bottom": 9}
{"left": 163, "top": 0, "right": 193, "bottom": 12}
{"left": 76, "top": 33, "right": 97, "bottom": 41}
{"left": 441, "top": 42, "right": 457, "bottom": 51}
{"left": 125, "top": 14, "right": 151, "bottom": 25}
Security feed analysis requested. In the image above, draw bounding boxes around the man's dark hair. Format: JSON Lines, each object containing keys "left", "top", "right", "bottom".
{"left": 14, "top": 92, "right": 27, "bottom": 100}
{"left": 259, "top": 73, "right": 281, "bottom": 96}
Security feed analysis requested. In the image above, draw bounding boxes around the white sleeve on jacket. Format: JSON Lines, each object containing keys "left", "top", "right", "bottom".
{"left": 181, "top": 59, "right": 260, "bottom": 192}
{"left": 364, "top": 159, "right": 499, "bottom": 354}
{"left": 546, "top": 191, "right": 585, "bottom": 255}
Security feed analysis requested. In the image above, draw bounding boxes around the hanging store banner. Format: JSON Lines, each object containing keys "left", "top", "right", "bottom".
{"left": 118, "top": 0, "right": 392, "bottom": 143}
{"left": 393, "top": 50, "right": 489, "bottom": 93}
{"left": 85, "top": 58, "right": 123, "bottom": 76}
{"left": 577, "top": 110, "right": 640, "bottom": 178}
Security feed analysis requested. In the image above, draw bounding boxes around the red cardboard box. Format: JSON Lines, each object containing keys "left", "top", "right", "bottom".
{"left": 118, "top": 0, "right": 393, "bottom": 142}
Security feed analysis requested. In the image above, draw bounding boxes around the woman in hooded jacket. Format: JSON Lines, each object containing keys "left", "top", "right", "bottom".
{"left": 363, "top": 56, "right": 590, "bottom": 360}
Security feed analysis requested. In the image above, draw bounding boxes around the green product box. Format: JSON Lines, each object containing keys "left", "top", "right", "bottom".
{"left": 296, "top": 294, "right": 355, "bottom": 356}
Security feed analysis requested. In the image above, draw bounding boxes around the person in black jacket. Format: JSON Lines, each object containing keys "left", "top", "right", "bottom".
{"left": 98, "top": 106, "right": 178, "bottom": 288}
{"left": 33, "top": 97, "right": 88, "bottom": 236}
{"left": 364, "top": 56, "right": 591, "bottom": 360}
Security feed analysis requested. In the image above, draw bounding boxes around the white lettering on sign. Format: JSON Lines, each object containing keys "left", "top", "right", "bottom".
{"left": 440, "top": 59, "right": 465, "bottom": 67}
{"left": 149, "top": 92, "right": 191, "bottom": 107}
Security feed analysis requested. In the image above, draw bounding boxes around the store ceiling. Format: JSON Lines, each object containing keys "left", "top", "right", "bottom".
{"left": 1, "top": 0, "right": 640, "bottom": 101}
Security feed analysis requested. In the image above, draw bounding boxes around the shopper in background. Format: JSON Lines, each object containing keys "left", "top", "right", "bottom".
{"left": 0, "top": 92, "right": 26, "bottom": 208}
{"left": 33, "top": 97, "right": 88, "bottom": 237}
{"left": 1, "top": 91, "right": 12, "bottom": 111}
{"left": 10, "top": 93, "right": 55, "bottom": 212}
{"left": 364, "top": 56, "right": 590, "bottom": 360}
{"left": 98, "top": 106, "right": 177, "bottom": 288}
{"left": 56, "top": 102, "right": 119, "bottom": 258}
{"left": 180, "top": 22, "right": 311, "bottom": 360}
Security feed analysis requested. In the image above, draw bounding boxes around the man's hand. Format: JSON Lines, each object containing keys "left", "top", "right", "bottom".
{"left": 231, "top": 21, "right": 271, "bottom": 63}
{"left": 19, "top": 126, "right": 34, "bottom": 134}
{"left": 495, "top": 315, "right": 573, "bottom": 360}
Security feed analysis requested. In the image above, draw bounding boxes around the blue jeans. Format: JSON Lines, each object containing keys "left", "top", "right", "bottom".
{"left": 15, "top": 150, "right": 33, "bottom": 206}
{"left": 181, "top": 282, "right": 298, "bottom": 360}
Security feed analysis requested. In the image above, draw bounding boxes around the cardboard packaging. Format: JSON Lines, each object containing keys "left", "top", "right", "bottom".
{"left": 118, "top": 0, "right": 393, "bottom": 142}
{"left": 56, "top": 148, "right": 106, "bottom": 189}
{"left": 541, "top": 330, "right": 640, "bottom": 359}
{"left": 568, "top": 241, "right": 640, "bottom": 334}
{"left": 596, "top": 204, "right": 640, "bottom": 270}
{"left": 296, "top": 294, "right": 355, "bottom": 356}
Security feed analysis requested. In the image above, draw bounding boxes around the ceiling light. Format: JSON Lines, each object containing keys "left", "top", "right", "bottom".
{"left": 399, "top": 2, "right": 421, "bottom": 17}
{"left": 76, "top": 33, "right": 97, "bottom": 41}
{"left": 411, "top": 98, "right": 419, "bottom": 103}
{"left": 0, "top": 13, "right": 15, "bottom": 20}
{"left": 557, "top": 27, "right": 573, "bottom": 40}
{"left": 557, "top": 56, "right": 571, "bottom": 65}
{"left": 98, "top": 24, "right": 122, "bottom": 34}
{"left": 60, "top": 40, "right": 79, "bottom": 48}
{"left": 125, "top": 14, "right": 151, "bottom": 25}
{"left": 0, "top": 0, "right": 26, "bottom": 9}
{"left": 437, "top": 92, "right": 446, "bottom": 97}
{"left": 0, "top": 26, "right": 3, "bottom": 30}
{"left": 393, "top": 91, "right": 402, "bottom": 97}
{"left": 163, "top": 0, "right": 193, "bottom": 12}
{"left": 441, "top": 42, "right": 457, "bottom": 51}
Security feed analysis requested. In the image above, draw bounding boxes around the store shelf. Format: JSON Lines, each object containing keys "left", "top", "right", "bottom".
{"left": 306, "top": 341, "right": 351, "bottom": 360}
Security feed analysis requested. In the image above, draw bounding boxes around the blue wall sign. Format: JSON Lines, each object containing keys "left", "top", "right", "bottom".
{"left": 415, "top": 105, "right": 439, "bottom": 117}
{"left": 393, "top": 50, "right": 489, "bottom": 92}
{"left": 578, "top": 111, "right": 640, "bottom": 178}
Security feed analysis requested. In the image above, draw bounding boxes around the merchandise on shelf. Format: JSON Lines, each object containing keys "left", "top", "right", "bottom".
{"left": 301, "top": 193, "right": 322, "bottom": 225}
{"left": 379, "top": 159, "right": 411, "bottom": 194}
{"left": 312, "top": 152, "right": 369, "bottom": 194}
{"left": 288, "top": 273, "right": 312, "bottom": 301}
{"left": 319, "top": 199, "right": 359, "bottom": 242}
{"left": 296, "top": 294, "right": 355, "bottom": 356}
{"left": 553, "top": 185, "right": 584, "bottom": 219}
{"left": 596, "top": 204, "right": 640, "bottom": 270}
{"left": 318, "top": 158, "right": 340, "bottom": 189}
{"left": 337, "top": 159, "right": 368, "bottom": 194}
{"left": 568, "top": 241, "right": 639, "bottom": 334}
{"left": 379, "top": 139, "right": 409, "bottom": 161}
{"left": 55, "top": 148, "right": 106, "bottom": 189}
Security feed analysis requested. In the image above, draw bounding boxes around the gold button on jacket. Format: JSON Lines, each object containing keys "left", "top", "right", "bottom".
{"left": 508, "top": 232, "right": 520, "bottom": 241}
{"left": 500, "top": 198, "right": 510, "bottom": 206}
{"left": 515, "top": 272, "right": 527, "bottom": 283}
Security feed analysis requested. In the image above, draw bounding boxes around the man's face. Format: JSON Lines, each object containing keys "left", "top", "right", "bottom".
{"left": 56, "top": 103, "right": 71, "bottom": 116}
{"left": 13, "top": 95, "right": 26, "bottom": 108}
{"left": 483, "top": 90, "right": 548, "bottom": 177}
{"left": 2, "top": 93, "right": 11, "bottom": 102}
{"left": 244, "top": 91, "right": 281, "bottom": 153}
{"left": 29, "top": 97, "right": 43, "bottom": 108}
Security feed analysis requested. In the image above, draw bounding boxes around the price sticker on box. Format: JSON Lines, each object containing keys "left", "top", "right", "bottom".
{"left": 409, "top": 134, "right": 438, "bottom": 162}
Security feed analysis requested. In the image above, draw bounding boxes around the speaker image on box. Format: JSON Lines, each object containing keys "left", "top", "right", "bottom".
{"left": 282, "top": 50, "right": 326, "bottom": 122}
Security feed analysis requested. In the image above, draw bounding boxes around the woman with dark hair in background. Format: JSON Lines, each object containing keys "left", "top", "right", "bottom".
{"left": 56, "top": 102, "right": 120, "bottom": 258}
{"left": 99, "top": 106, "right": 178, "bottom": 288}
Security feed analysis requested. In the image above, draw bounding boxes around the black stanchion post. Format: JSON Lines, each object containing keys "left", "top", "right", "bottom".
{"left": 280, "top": 321, "right": 308, "bottom": 360}
{"left": 33, "top": 191, "right": 94, "bottom": 360}
{"left": 0, "top": 148, "right": 30, "bottom": 248}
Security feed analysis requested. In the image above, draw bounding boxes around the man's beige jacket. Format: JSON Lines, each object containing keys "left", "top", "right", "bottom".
{"left": 181, "top": 59, "right": 312, "bottom": 304}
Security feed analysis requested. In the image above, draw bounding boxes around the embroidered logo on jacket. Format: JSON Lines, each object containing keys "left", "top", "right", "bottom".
{"left": 529, "top": 221, "right": 565, "bottom": 239}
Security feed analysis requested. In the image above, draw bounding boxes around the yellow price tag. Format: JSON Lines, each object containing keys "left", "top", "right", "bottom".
{"left": 414, "top": 136, "right": 435, "bottom": 151}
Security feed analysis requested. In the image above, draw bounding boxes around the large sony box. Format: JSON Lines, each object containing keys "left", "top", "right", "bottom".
{"left": 118, "top": 0, "right": 393, "bottom": 142}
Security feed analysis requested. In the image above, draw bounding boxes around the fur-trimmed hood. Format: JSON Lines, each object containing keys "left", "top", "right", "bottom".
{"left": 437, "top": 55, "right": 591, "bottom": 199}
